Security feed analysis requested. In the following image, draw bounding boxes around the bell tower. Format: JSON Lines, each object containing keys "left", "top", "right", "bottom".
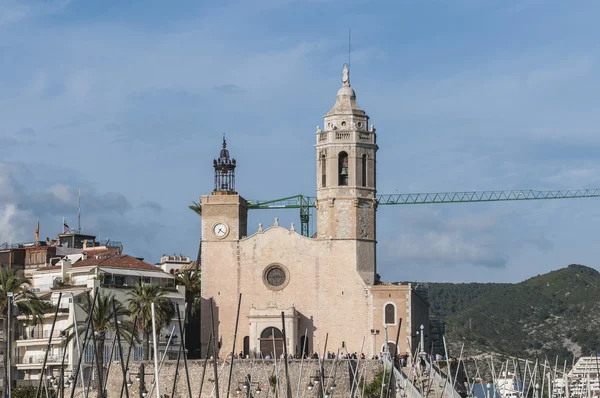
{"left": 201, "top": 137, "right": 248, "bottom": 242}
{"left": 315, "top": 65, "right": 378, "bottom": 284}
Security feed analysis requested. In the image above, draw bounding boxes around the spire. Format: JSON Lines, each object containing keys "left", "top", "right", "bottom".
{"left": 220, "top": 134, "right": 230, "bottom": 159}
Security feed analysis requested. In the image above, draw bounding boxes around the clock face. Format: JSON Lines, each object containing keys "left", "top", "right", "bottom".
{"left": 213, "top": 223, "right": 229, "bottom": 238}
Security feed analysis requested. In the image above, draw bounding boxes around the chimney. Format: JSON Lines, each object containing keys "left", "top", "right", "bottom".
{"left": 60, "top": 258, "right": 72, "bottom": 278}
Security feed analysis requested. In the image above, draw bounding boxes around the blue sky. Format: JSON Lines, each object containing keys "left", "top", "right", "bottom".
{"left": 2, "top": 0, "right": 600, "bottom": 283}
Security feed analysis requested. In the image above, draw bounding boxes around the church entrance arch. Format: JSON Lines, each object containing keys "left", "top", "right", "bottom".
{"left": 259, "top": 327, "right": 283, "bottom": 358}
{"left": 382, "top": 342, "right": 397, "bottom": 356}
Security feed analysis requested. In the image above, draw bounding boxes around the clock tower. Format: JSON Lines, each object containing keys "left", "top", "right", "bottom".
{"left": 200, "top": 137, "right": 248, "bottom": 242}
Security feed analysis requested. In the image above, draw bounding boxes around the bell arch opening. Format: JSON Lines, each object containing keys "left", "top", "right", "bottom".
{"left": 338, "top": 151, "right": 349, "bottom": 186}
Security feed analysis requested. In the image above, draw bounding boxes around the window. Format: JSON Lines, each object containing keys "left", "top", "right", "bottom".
{"left": 361, "top": 154, "right": 367, "bottom": 187}
{"left": 321, "top": 154, "right": 326, "bottom": 187}
{"left": 243, "top": 336, "right": 250, "bottom": 357}
{"left": 338, "top": 152, "right": 349, "bottom": 186}
{"left": 384, "top": 303, "right": 396, "bottom": 325}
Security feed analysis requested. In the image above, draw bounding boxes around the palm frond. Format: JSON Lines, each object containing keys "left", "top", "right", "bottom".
{"left": 189, "top": 201, "right": 202, "bottom": 216}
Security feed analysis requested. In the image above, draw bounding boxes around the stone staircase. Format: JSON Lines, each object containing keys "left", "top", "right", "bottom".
{"left": 384, "top": 357, "right": 463, "bottom": 398}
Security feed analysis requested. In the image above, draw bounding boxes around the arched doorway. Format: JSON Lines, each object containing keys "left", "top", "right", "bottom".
{"left": 243, "top": 336, "right": 250, "bottom": 357}
{"left": 299, "top": 335, "right": 309, "bottom": 358}
{"left": 259, "top": 327, "right": 283, "bottom": 358}
{"left": 382, "top": 342, "right": 397, "bottom": 356}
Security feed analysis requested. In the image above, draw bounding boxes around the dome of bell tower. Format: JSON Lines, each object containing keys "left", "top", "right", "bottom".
{"left": 326, "top": 64, "right": 366, "bottom": 117}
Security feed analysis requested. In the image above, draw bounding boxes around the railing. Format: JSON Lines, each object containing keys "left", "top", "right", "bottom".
{"left": 14, "top": 355, "right": 65, "bottom": 365}
{"left": 335, "top": 131, "right": 351, "bottom": 140}
{"left": 382, "top": 356, "right": 424, "bottom": 398}
{"left": 16, "top": 380, "right": 41, "bottom": 388}
{"left": 427, "top": 359, "right": 463, "bottom": 398}
{"left": 18, "top": 330, "right": 65, "bottom": 340}
{"left": 43, "top": 307, "right": 70, "bottom": 314}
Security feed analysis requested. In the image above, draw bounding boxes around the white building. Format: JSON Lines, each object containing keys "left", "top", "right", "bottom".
{"left": 158, "top": 255, "right": 193, "bottom": 275}
{"left": 12, "top": 254, "right": 186, "bottom": 389}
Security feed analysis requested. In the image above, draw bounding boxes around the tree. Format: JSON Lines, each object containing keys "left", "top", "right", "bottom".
{"left": 74, "top": 291, "right": 133, "bottom": 397}
{"left": 189, "top": 201, "right": 202, "bottom": 216}
{"left": 127, "top": 284, "right": 175, "bottom": 360}
{"left": 0, "top": 269, "right": 46, "bottom": 394}
{"left": 359, "top": 369, "right": 386, "bottom": 398}
{"left": 12, "top": 386, "right": 39, "bottom": 398}
{"left": 175, "top": 268, "right": 201, "bottom": 310}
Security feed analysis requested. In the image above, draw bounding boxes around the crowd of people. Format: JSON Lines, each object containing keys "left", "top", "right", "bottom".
{"left": 227, "top": 350, "right": 425, "bottom": 366}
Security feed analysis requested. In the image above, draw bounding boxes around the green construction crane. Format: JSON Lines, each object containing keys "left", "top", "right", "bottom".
{"left": 246, "top": 189, "right": 600, "bottom": 237}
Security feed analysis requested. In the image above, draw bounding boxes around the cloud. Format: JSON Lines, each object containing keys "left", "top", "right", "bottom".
{"left": 0, "top": 161, "right": 159, "bottom": 256}
{"left": 544, "top": 166, "right": 600, "bottom": 186}
{"left": 382, "top": 209, "right": 510, "bottom": 271}
{"left": 139, "top": 201, "right": 163, "bottom": 214}
{"left": 388, "top": 231, "right": 508, "bottom": 269}
{"left": 0, "top": 0, "right": 72, "bottom": 26}
{"left": 15, "top": 127, "right": 36, "bottom": 137}
{"left": 2, "top": 0, "right": 600, "bottom": 280}
{"left": 212, "top": 84, "right": 244, "bottom": 94}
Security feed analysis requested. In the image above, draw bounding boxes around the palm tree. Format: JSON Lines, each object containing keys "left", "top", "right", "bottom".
{"left": 0, "top": 269, "right": 46, "bottom": 393}
{"left": 127, "top": 284, "right": 175, "bottom": 360}
{"left": 189, "top": 201, "right": 202, "bottom": 216}
{"left": 175, "top": 268, "right": 201, "bottom": 309}
{"left": 75, "top": 291, "right": 133, "bottom": 397}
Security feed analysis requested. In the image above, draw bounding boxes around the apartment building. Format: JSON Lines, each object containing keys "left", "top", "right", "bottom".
{"left": 12, "top": 254, "right": 186, "bottom": 388}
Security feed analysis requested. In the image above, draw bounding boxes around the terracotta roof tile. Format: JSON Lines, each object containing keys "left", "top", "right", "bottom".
{"left": 74, "top": 255, "right": 160, "bottom": 271}
{"left": 35, "top": 254, "right": 162, "bottom": 272}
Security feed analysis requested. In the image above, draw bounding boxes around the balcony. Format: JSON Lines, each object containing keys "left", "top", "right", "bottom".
{"left": 19, "top": 330, "right": 65, "bottom": 340}
{"left": 16, "top": 330, "right": 66, "bottom": 347}
{"left": 43, "top": 307, "right": 70, "bottom": 315}
{"left": 15, "top": 355, "right": 65, "bottom": 368}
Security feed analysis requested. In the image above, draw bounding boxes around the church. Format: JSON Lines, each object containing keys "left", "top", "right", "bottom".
{"left": 199, "top": 66, "right": 429, "bottom": 359}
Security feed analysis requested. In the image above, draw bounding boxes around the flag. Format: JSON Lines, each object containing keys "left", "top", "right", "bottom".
{"left": 35, "top": 220, "right": 40, "bottom": 243}
{"left": 63, "top": 218, "right": 69, "bottom": 233}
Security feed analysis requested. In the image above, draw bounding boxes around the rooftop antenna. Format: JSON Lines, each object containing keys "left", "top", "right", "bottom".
{"left": 348, "top": 28, "right": 351, "bottom": 68}
{"left": 77, "top": 188, "right": 81, "bottom": 234}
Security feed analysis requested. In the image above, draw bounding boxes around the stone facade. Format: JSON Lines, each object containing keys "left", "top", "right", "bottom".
{"left": 199, "top": 66, "right": 429, "bottom": 361}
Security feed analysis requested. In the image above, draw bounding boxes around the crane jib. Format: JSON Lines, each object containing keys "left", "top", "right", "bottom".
{"left": 245, "top": 189, "right": 600, "bottom": 237}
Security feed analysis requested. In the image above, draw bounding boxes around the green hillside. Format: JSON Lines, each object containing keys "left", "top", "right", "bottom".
{"left": 424, "top": 264, "right": 600, "bottom": 360}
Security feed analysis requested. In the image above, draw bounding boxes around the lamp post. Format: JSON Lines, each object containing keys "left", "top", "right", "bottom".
{"left": 6, "top": 291, "right": 13, "bottom": 398}
{"left": 486, "top": 382, "right": 491, "bottom": 398}
{"left": 370, "top": 329, "right": 380, "bottom": 358}
{"left": 535, "top": 383, "right": 540, "bottom": 398}
{"left": 235, "top": 374, "right": 262, "bottom": 398}
{"left": 307, "top": 370, "right": 334, "bottom": 398}
{"left": 131, "top": 363, "right": 150, "bottom": 398}
{"left": 419, "top": 325, "right": 425, "bottom": 358}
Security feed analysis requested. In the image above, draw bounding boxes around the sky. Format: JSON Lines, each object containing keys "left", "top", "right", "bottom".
{"left": 1, "top": 0, "right": 600, "bottom": 283}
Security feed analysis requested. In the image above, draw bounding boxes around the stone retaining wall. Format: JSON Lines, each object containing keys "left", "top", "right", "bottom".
{"left": 73, "top": 359, "right": 384, "bottom": 398}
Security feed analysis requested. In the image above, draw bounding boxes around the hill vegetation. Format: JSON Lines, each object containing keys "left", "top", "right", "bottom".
{"left": 423, "top": 264, "right": 600, "bottom": 360}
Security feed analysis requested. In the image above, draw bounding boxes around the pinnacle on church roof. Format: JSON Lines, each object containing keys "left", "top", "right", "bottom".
{"left": 220, "top": 134, "right": 230, "bottom": 159}
{"left": 342, "top": 64, "right": 350, "bottom": 87}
